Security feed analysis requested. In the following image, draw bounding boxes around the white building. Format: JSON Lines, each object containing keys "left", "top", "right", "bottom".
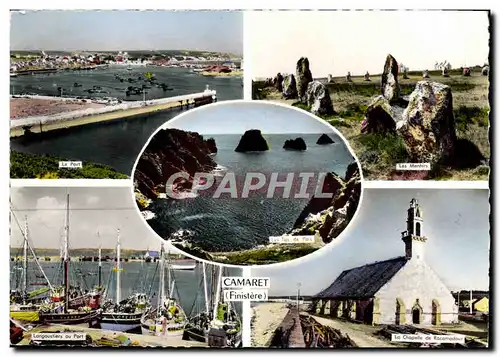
{"left": 313, "top": 198, "right": 458, "bottom": 326}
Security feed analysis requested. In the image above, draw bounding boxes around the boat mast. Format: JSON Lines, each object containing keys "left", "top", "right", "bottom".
{"left": 98, "top": 233, "right": 102, "bottom": 287}
{"left": 202, "top": 262, "right": 209, "bottom": 313}
{"left": 22, "top": 216, "right": 29, "bottom": 304}
{"left": 116, "top": 228, "right": 121, "bottom": 304}
{"left": 63, "top": 193, "right": 70, "bottom": 313}
{"left": 212, "top": 266, "right": 223, "bottom": 322}
{"left": 157, "top": 243, "right": 165, "bottom": 312}
{"left": 166, "top": 249, "right": 171, "bottom": 299}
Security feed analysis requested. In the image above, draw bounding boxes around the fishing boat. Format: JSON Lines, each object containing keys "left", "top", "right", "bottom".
{"left": 100, "top": 229, "right": 150, "bottom": 332}
{"left": 38, "top": 194, "right": 102, "bottom": 325}
{"left": 183, "top": 264, "right": 242, "bottom": 347}
{"left": 140, "top": 244, "right": 187, "bottom": 337}
{"left": 10, "top": 216, "right": 54, "bottom": 323}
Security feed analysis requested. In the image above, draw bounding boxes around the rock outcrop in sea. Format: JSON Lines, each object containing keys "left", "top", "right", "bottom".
{"left": 206, "top": 138, "right": 218, "bottom": 154}
{"left": 296, "top": 57, "right": 313, "bottom": 102}
{"left": 305, "top": 81, "right": 336, "bottom": 116}
{"left": 282, "top": 74, "right": 298, "bottom": 99}
{"left": 289, "top": 162, "right": 362, "bottom": 244}
{"left": 397, "top": 81, "right": 457, "bottom": 165}
{"left": 134, "top": 128, "right": 217, "bottom": 200}
{"left": 283, "top": 138, "right": 307, "bottom": 151}
{"left": 235, "top": 129, "right": 269, "bottom": 152}
{"left": 381, "top": 54, "right": 401, "bottom": 103}
{"left": 316, "top": 134, "right": 335, "bottom": 145}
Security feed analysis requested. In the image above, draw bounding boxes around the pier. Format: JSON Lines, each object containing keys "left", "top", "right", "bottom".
{"left": 10, "top": 88, "right": 217, "bottom": 138}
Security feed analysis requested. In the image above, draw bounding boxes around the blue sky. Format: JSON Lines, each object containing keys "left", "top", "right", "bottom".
{"left": 164, "top": 101, "right": 340, "bottom": 134}
{"left": 10, "top": 10, "right": 242, "bottom": 54}
{"left": 252, "top": 189, "right": 490, "bottom": 294}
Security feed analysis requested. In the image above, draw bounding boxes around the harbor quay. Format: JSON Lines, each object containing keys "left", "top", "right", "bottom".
{"left": 10, "top": 88, "right": 217, "bottom": 138}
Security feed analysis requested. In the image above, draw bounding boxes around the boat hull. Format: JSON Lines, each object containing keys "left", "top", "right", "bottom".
{"left": 10, "top": 310, "right": 39, "bottom": 322}
{"left": 39, "top": 309, "right": 101, "bottom": 325}
{"left": 140, "top": 322, "right": 185, "bottom": 337}
{"left": 100, "top": 311, "right": 144, "bottom": 332}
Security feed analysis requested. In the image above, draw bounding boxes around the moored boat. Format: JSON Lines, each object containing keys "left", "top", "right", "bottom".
{"left": 100, "top": 229, "right": 150, "bottom": 332}
{"left": 37, "top": 194, "right": 102, "bottom": 325}
{"left": 141, "top": 244, "right": 187, "bottom": 337}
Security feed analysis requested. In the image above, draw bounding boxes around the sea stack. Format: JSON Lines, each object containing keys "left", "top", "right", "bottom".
{"left": 283, "top": 138, "right": 307, "bottom": 151}
{"left": 235, "top": 129, "right": 269, "bottom": 152}
{"left": 316, "top": 134, "right": 335, "bottom": 145}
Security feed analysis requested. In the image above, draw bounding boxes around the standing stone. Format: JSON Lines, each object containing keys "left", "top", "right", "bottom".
{"left": 482, "top": 65, "right": 489, "bottom": 76}
{"left": 273, "top": 73, "right": 284, "bottom": 92}
{"left": 296, "top": 57, "right": 313, "bottom": 102}
{"left": 463, "top": 67, "right": 471, "bottom": 76}
{"left": 264, "top": 77, "right": 274, "bottom": 87}
{"left": 381, "top": 54, "right": 400, "bottom": 103}
{"left": 442, "top": 67, "right": 449, "bottom": 77}
{"left": 364, "top": 71, "right": 371, "bottom": 81}
{"left": 403, "top": 68, "right": 409, "bottom": 79}
{"left": 327, "top": 74, "right": 334, "bottom": 83}
{"left": 305, "top": 81, "right": 336, "bottom": 116}
{"left": 397, "top": 81, "right": 457, "bottom": 164}
{"left": 423, "top": 70, "right": 430, "bottom": 79}
{"left": 361, "top": 95, "right": 397, "bottom": 134}
{"left": 346, "top": 72, "right": 352, "bottom": 82}
{"left": 282, "top": 74, "right": 298, "bottom": 99}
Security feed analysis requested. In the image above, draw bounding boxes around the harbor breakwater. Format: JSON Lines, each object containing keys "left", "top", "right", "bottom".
{"left": 10, "top": 89, "right": 217, "bottom": 137}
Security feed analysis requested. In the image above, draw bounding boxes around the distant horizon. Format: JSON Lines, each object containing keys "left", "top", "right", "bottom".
{"left": 10, "top": 49, "right": 242, "bottom": 56}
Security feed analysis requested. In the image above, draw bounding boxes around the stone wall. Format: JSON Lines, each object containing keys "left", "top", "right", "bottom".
{"left": 375, "top": 258, "right": 458, "bottom": 325}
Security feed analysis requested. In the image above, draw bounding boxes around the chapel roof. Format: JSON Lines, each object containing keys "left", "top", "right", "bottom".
{"left": 314, "top": 256, "right": 408, "bottom": 299}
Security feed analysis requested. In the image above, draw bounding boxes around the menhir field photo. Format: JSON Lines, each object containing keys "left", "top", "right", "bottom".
{"left": 133, "top": 101, "right": 363, "bottom": 266}
{"left": 249, "top": 10, "right": 490, "bottom": 181}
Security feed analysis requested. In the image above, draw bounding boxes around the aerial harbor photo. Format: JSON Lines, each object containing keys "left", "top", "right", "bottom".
{"left": 249, "top": 10, "right": 490, "bottom": 181}
{"left": 9, "top": 10, "right": 243, "bottom": 179}
{"left": 9, "top": 186, "right": 242, "bottom": 348}
{"left": 133, "top": 101, "right": 362, "bottom": 266}
{"left": 250, "top": 189, "right": 489, "bottom": 348}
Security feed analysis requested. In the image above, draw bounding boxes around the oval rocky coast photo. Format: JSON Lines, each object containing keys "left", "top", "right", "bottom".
{"left": 132, "top": 101, "right": 363, "bottom": 266}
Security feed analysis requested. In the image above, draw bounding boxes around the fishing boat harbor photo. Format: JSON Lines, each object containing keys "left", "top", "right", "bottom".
{"left": 9, "top": 187, "right": 243, "bottom": 348}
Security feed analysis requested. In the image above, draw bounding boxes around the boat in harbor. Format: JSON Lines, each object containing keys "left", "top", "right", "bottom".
{"left": 100, "top": 229, "right": 150, "bottom": 332}
{"left": 183, "top": 264, "right": 242, "bottom": 347}
{"left": 38, "top": 194, "right": 102, "bottom": 325}
{"left": 10, "top": 216, "right": 54, "bottom": 323}
{"left": 140, "top": 244, "right": 187, "bottom": 337}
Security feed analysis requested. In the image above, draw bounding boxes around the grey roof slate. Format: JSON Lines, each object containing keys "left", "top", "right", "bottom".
{"left": 314, "top": 256, "right": 408, "bottom": 299}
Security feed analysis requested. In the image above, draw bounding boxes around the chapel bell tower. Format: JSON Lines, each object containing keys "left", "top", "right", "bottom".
{"left": 401, "top": 198, "right": 427, "bottom": 260}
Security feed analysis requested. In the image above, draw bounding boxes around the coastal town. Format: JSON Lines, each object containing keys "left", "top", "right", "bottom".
{"left": 11, "top": 50, "right": 242, "bottom": 75}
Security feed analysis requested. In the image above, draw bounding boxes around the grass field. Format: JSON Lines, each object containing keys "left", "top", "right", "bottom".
{"left": 10, "top": 151, "right": 128, "bottom": 179}
{"left": 253, "top": 70, "right": 490, "bottom": 181}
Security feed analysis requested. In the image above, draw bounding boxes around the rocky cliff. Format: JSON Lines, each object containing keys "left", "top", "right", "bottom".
{"left": 134, "top": 128, "right": 217, "bottom": 201}
{"left": 289, "top": 162, "right": 362, "bottom": 244}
